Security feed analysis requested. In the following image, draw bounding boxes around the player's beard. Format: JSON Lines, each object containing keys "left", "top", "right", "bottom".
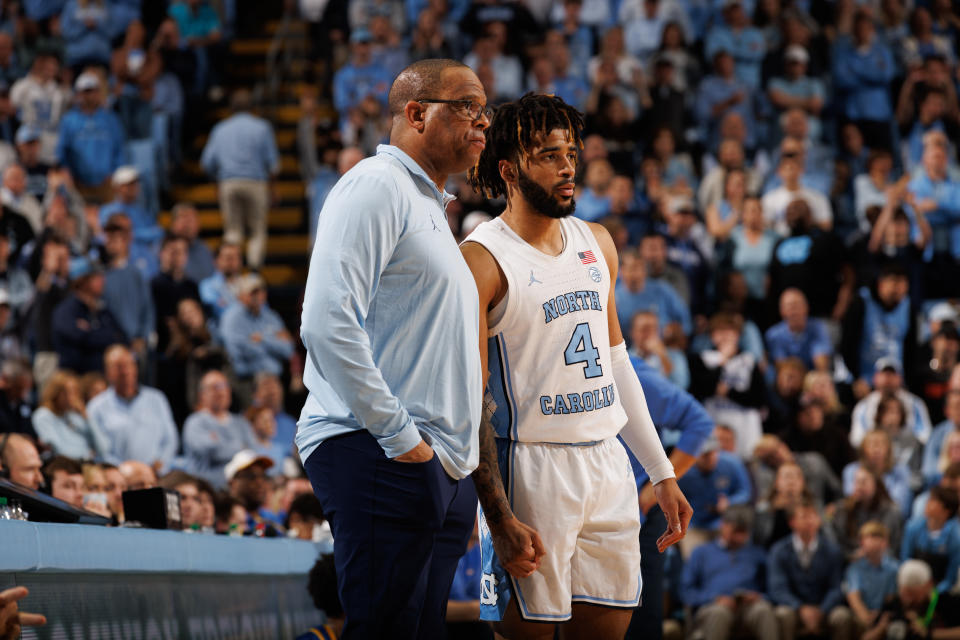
{"left": 517, "top": 169, "right": 576, "bottom": 219}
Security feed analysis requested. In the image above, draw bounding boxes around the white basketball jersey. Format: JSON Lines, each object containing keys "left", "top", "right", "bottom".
{"left": 465, "top": 216, "right": 627, "bottom": 444}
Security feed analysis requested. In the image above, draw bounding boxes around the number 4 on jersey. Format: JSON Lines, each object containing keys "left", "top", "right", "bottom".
{"left": 564, "top": 323, "right": 603, "bottom": 379}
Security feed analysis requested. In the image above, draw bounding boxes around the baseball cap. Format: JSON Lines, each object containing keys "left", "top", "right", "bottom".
{"left": 111, "top": 166, "right": 139, "bottom": 187}
{"left": 785, "top": 45, "right": 809, "bottom": 64}
{"left": 929, "top": 302, "right": 959, "bottom": 325}
{"left": 236, "top": 273, "right": 266, "bottom": 296}
{"left": 68, "top": 256, "right": 103, "bottom": 282}
{"left": 14, "top": 125, "right": 40, "bottom": 145}
{"left": 668, "top": 195, "right": 696, "bottom": 215}
{"left": 874, "top": 356, "right": 903, "bottom": 376}
{"left": 224, "top": 450, "right": 274, "bottom": 482}
{"left": 350, "top": 27, "right": 373, "bottom": 43}
{"left": 75, "top": 71, "right": 101, "bottom": 92}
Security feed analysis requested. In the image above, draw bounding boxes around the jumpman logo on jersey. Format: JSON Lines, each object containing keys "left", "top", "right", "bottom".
{"left": 431, "top": 216, "right": 440, "bottom": 232}
{"left": 529, "top": 270, "right": 543, "bottom": 286}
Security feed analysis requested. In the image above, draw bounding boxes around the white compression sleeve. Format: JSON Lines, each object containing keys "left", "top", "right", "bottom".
{"left": 611, "top": 342, "right": 676, "bottom": 485}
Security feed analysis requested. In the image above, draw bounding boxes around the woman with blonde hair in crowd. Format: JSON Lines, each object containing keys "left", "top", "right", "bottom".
{"left": 937, "top": 431, "right": 960, "bottom": 483}
{"left": 843, "top": 429, "right": 914, "bottom": 517}
{"left": 31, "top": 370, "right": 107, "bottom": 460}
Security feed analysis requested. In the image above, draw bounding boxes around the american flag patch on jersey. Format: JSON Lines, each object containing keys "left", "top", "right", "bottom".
{"left": 578, "top": 250, "right": 597, "bottom": 264}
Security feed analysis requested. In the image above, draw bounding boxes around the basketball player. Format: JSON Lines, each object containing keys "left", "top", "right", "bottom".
{"left": 461, "top": 92, "right": 693, "bottom": 639}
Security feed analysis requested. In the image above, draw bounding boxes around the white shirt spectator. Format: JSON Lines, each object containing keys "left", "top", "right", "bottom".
{"left": 761, "top": 185, "right": 833, "bottom": 235}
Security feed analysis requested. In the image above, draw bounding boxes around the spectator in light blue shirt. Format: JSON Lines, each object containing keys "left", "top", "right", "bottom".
{"left": 843, "top": 521, "right": 898, "bottom": 627}
{"left": 220, "top": 273, "right": 293, "bottom": 379}
{"left": 252, "top": 372, "right": 299, "bottom": 462}
{"left": 200, "top": 89, "right": 279, "bottom": 269}
{"left": 183, "top": 370, "right": 257, "bottom": 487}
{"left": 767, "top": 46, "right": 826, "bottom": 142}
{"left": 833, "top": 12, "right": 897, "bottom": 148}
{"left": 908, "top": 135, "right": 960, "bottom": 260}
{"left": 696, "top": 51, "right": 755, "bottom": 150}
{"left": 615, "top": 249, "right": 692, "bottom": 337}
{"left": 901, "top": 485, "right": 960, "bottom": 592}
{"left": 87, "top": 344, "right": 180, "bottom": 471}
{"left": 765, "top": 288, "right": 832, "bottom": 374}
{"left": 56, "top": 72, "right": 126, "bottom": 193}
{"left": 60, "top": 0, "right": 112, "bottom": 69}
{"left": 332, "top": 29, "right": 393, "bottom": 118}
{"left": 101, "top": 214, "right": 155, "bottom": 357}
{"left": 198, "top": 241, "right": 242, "bottom": 322}
{"left": 628, "top": 309, "right": 689, "bottom": 389}
{"left": 98, "top": 166, "right": 163, "bottom": 245}
{"left": 922, "top": 391, "right": 960, "bottom": 487}
{"left": 704, "top": 0, "right": 766, "bottom": 89}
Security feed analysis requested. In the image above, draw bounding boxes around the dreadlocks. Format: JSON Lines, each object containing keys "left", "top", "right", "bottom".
{"left": 468, "top": 93, "right": 584, "bottom": 199}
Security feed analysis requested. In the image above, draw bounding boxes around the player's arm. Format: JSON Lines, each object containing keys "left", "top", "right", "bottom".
{"left": 588, "top": 222, "right": 693, "bottom": 551}
{"left": 461, "top": 241, "right": 545, "bottom": 578}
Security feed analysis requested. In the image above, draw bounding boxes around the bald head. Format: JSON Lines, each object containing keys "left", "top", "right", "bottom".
{"left": 118, "top": 460, "right": 158, "bottom": 491}
{"left": 387, "top": 59, "right": 470, "bottom": 117}
{"left": 1, "top": 433, "right": 43, "bottom": 490}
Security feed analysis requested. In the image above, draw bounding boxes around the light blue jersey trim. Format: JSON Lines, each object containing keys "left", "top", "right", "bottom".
{"left": 497, "top": 333, "right": 521, "bottom": 441}
{"left": 571, "top": 575, "right": 642, "bottom": 607}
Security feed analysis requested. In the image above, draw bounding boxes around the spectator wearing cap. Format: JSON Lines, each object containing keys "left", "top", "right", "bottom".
{"left": 676, "top": 435, "right": 753, "bottom": 553}
{"left": 680, "top": 506, "right": 776, "bottom": 640}
{"left": 767, "top": 499, "right": 853, "bottom": 640}
{"left": 98, "top": 166, "right": 163, "bottom": 246}
{"left": 221, "top": 273, "right": 293, "bottom": 381}
{"left": 200, "top": 88, "right": 279, "bottom": 270}
{"left": 1, "top": 164, "right": 43, "bottom": 234}
{"left": 87, "top": 344, "right": 179, "bottom": 470}
{"left": 225, "top": 449, "right": 277, "bottom": 530}
{"left": 56, "top": 72, "right": 126, "bottom": 202}
{"left": 765, "top": 288, "right": 832, "bottom": 374}
{"left": 0, "top": 433, "right": 43, "bottom": 491}
{"left": 833, "top": 11, "right": 897, "bottom": 150}
{"left": 168, "top": 203, "right": 215, "bottom": 284}
{"left": 922, "top": 390, "right": 960, "bottom": 487}
{"left": 850, "top": 358, "right": 933, "bottom": 447}
{"left": 101, "top": 213, "right": 154, "bottom": 361}
{"left": 842, "top": 263, "right": 912, "bottom": 387}
{"left": 767, "top": 46, "right": 825, "bottom": 142}
{"left": 696, "top": 50, "right": 755, "bottom": 151}
{"left": 183, "top": 370, "right": 257, "bottom": 487}
{"left": 151, "top": 234, "right": 200, "bottom": 353}
{"left": 51, "top": 256, "right": 127, "bottom": 374}
{"left": 616, "top": 248, "right": 692, "bottom": 338}
{"left": 14, "top": 126, "right": 51, "bottom": 200}
{"left": 705, "top": 0, "right": 766, "bottom": 90}
{"left": 198, "top": 241, "right": 242, "bottom": 322}
{"left": 331, "top": 28, "right": 393, "bottom": 118}
{"left": 10, "top": 51, "right": 69, "bottom": 166}
{"left": 60, "top": 0, "right": 113, "bottom": 70}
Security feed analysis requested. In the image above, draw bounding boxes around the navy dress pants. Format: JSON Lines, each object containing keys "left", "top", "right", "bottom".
{"left": 305, "top": 431, "right": 477, "bottom": 640}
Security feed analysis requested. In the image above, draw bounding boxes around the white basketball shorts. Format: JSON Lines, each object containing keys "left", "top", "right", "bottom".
{"left": 478, "top": 437, "right": 642, "bottom": 622}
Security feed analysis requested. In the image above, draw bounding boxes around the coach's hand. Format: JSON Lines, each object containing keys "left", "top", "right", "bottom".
{"left": 0, "top": 587, "right": 46, "bottom": 640}
{"left": 653, "top": 477, "right": 692, "bottom": 553}
{"left": 491, "top": 517, "right": 546, "bottom": 579}
{"left": 394, "top": 440, "right": 435, "bottom": 463}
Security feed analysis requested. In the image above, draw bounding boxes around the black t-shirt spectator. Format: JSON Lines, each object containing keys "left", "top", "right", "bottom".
{"left": 768, "top": 229, "right": 844, "bottom": 319}
{"left": 0, "top": 207, "right": 35, "bottom": 263}
{"left": 150, "top": 272, "right": 200, "bottom": 353}
{"left": 878, "top": 591, "right": 960, "bottom": 639}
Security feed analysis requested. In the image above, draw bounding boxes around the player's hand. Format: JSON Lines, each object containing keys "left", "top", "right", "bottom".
{"left": 394, "top": 440, "right": 435, "bottom": 463}
{"left": 654, "top": 477, "right": 692, "bottom": 552}
{"left": 0, "top": 587, "right": 46, "bottom": 640}
{"left": 490, "top": 516, "right": 546, "bottom": 579}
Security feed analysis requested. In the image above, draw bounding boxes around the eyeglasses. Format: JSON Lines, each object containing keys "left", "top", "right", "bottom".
{"left": 417, "top": 99, "right": 493, "bottom": 122}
